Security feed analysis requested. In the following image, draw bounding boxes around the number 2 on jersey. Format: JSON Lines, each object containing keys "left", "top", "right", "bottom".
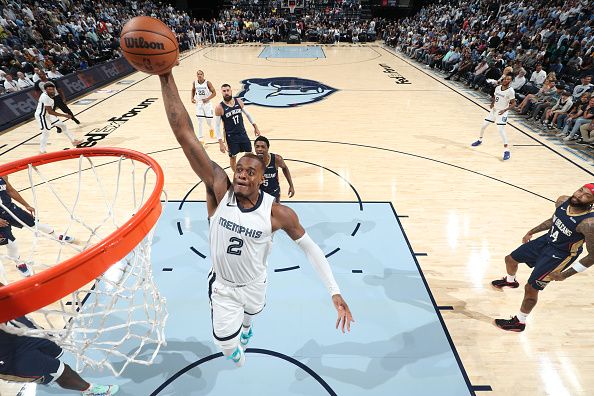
{"left": 227, "top": 237, "right": 244, "bottom": 255}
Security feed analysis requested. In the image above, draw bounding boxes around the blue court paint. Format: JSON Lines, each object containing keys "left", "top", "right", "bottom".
{"left": 41, "top": 202, "right": 472, "bottom": 396}
{"left": 259, "top": 45, "right": 326, "bottom": 58}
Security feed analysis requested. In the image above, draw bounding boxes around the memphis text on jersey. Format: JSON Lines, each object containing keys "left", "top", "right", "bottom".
{"left": 552, "top": 214, "right": 573, "bottom": 237}
{"left": 123, "top": 37, "right": 165, "bottom": 50}
{"left": 219, "top": 217, "right": 263, "bottom": 238}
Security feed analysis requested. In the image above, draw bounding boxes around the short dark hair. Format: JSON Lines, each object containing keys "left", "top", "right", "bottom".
{"left": 221, "top": 83, "right": 231, "bottom": 88}
{"left": 240, "top": 153, "right": 265, "bottom": 171}
{"left": 254, "top": 136, "right": 270, "bottom": 148}
{"left": 44, "top": 82, "right": 56, "bottom": 89}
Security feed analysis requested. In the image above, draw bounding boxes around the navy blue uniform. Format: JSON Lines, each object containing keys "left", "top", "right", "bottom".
{"left": 261, "top": 153, "right": 280, "bottom": 201}
{"left": 0, "top": 317, "right": 64, "bottom": 384}
{"left": 221, "top": 99, "right": 251, "bottom": 157}
{"left": 511, "top": 198, "right": 594, "bottom": 290}
{"left": 0, "top": 177, "right": 35, "bottom": 246}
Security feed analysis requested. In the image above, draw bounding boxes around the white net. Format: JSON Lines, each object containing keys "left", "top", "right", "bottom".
{"left": 0, "top": 151, "right": 167, "bottom": 376}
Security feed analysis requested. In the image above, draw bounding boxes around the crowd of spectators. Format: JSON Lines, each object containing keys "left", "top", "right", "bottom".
{"left": 0, "top": 0, "right": 379, "bottom": 97}
{"left": 384, "top": 0, "right": 594, "bottom": 147}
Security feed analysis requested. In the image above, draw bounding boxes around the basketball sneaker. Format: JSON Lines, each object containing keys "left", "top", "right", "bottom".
{"left": 491, "top": 277, "right": 519, "bottom": 289}
{"left": 82, "top": 384, "right": 120, "bottom": 396}
{"left": 57, "top": 234, "right": 75, "bottom": 243}
{"left": 240, "top": 327, "right": 253, "bottom": 346}
{"left": 227, "top": 345, "right": 245, "bottom": 367}
{"left": 503, "top": 151, "right": 511, "bottom": 161}
{"left": 16, "top": 262, "right": 32, "bottom": 277}
{"left": 471, "top": 140, "right": 482, "bottom": 147}
{"left": 494, "top": 316, "right": 526, "bottom": 332}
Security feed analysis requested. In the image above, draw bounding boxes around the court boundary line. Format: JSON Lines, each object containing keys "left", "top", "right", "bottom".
{"left": 380, "top": 45, "right": 594, "bottom": 177}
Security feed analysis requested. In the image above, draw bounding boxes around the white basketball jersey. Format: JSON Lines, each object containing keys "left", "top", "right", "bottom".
{"left": 35, "top": 92, "right": 53, "bottom": 120}
{"left": 494, "top": 85, "right": 515, "bottom": 111}
{"left": 209, "top": 189, "right": 275, "bottom": 284}
{"left": 194, "top": 80, "right": 211, "bottom": 101}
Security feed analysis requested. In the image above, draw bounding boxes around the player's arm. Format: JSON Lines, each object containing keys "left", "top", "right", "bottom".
{"left": 522, "top": 195, "right": 568, "bottom": 243}
{"left": 158, "top": 72, "right": 230, "bottom": 212}
{"left": 551, "top": 218, "right": 594, "bottom": 281}
{"left": 213, "top": 104, "right": 227, "bottom": 153}
{"left": 205, "top": 81, "right": 216, "bottom": 102}
{"left": 190, "top": 83, "right": 196, "bottom": 103}
{"left": 272, "top": 203, "right": 354, "bottom": 332}
{"left": 276, "top": 155, "right": 295, "bottom": 198}
{"left": 499, "top": 98, "right": 516, "bottom": 114}
{"left": 45, "top": 105, "right": 70, "bottom": 118}
{"left": 237, "top": 98, "right": 260, "bottom": 136}
{"left": 489, "top": 95, "right": 495, "bottom": 109}
{"left": 1, "top": 176, "right": 34, "bottom": 215}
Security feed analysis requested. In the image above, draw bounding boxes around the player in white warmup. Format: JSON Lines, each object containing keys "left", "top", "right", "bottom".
{"left": 471, "top": 74, "right": 516, "bottom": 161}
{"left": 35, "top": 82, "right": 81, "bottom": 153}
{"left": 190, "top": 70, "right": 219, "bottom": 143}
{"left": 159, "top": 69, "right": 354, "bottom": 367}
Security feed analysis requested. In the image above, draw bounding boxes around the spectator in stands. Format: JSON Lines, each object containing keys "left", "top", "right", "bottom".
{"left": 511, "top": 68, "right": 527, "bottom": 91}
{"left": 563, "top": 97, "right": 594, "bottom": 141}
{"left": 3, "top": 72, "right": 18, "bottom": 93}
{"left": 16, "top": 71, "right": 33, "bottom": 89}
{"left": 573, "top": 75, "right": 593, "bottom": 101}
{"left": 543, "top": 91, "right": 573, "bottom": 129}
{"left": 556, "top": 93, "right": 591, "bottom": 136}
{"left": 528, "top": 63, "right": 547, "bottom": 89}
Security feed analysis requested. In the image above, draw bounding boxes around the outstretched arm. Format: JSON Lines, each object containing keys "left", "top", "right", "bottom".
{"left": 159, "top": 72, "right": 230, "bottom": 214}
{"left": 2, "top": 176, "right": 34, "bottom": 215}
{"left": 276, "top": 155, "right": 295, "bottom": 198}
{"left": 272, "top": 203, "right": 354, "bottom": 332}
{"left": 522, "top": 195, "right": 568, "bottom": 243}
{"left": 237, "top": 98, "right": 260, "bottom": 136}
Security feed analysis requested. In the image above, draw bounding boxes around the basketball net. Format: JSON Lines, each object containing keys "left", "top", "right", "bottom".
{"left": 0, "top": 150, "right": 167, "bottom": 376}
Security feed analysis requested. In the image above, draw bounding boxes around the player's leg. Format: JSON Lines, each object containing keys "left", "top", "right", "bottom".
{"left": 51, "top": 118, "right": 81, "bottom": 147}
{"left": 240, "top": 276, "right": 267, "bottom": 346}
{"left": 228, "top": 140, "right": 241, "bottom": 171}
{"left": 496, "top": 112, "right": 510, "bottom": 160}
{"left": 208, "top": 272, "right": 246, "bottom": 366}
{"left": 195, "top": 105, "right": 205, "bottom": 141}
{"left": 204, "top": 103, "right": 215, "bottom": 138}
{"left": 39, "top": 125, "right": 51, "bottom": 154}
{"left": 471, "top": 109, "right": 495, "bottom": 146}
{"left": 6, "top": 204, "right": 74, "bottom": 242}
{"left": 492, "top": 236, "right": 546, "bottom": 289}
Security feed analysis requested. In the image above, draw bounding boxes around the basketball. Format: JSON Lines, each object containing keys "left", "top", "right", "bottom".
{"left": 120, "top": 16, "right": 179, "bottom": 75}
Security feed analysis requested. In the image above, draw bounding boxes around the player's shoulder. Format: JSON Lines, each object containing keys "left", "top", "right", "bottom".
{"left": 271, "top": 201, "right": 297, "bottom": 221}
{"left": 555, "top": 195, "right": 570, "bottom": 207}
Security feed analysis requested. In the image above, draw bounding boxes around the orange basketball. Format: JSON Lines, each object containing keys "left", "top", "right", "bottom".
{"left": 120, "top": 16, "right": 179, "bottom": 75}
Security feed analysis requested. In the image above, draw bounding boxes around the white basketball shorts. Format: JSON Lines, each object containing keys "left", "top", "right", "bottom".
{"left": 196, "top": 101, "right": 214, "bottom": 118}
{"left": 485, "top": 108, "right": 509, "bottom": 125}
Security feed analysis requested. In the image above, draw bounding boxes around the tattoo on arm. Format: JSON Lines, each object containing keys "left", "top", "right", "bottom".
{"left": 528, "top": 218, "right": 553, "bottom": 235}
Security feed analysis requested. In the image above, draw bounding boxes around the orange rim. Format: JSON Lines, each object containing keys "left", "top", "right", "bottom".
{"left": 0, "top": 148, "right": 164, "bottom": 323}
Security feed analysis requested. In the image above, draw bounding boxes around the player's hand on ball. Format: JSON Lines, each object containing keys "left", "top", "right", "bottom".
{"left": 219, "top": 141, "right": 227, "bottom": 153}
{"left": 522, "top": 233, "right": 532, "bottom": 244}
{"left": 332, "top": 294, "right": 354, "bottom": 333}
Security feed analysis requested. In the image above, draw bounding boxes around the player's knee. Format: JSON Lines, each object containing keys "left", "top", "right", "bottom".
{"left": 524, "top": 282, "right": 539, "bottom": 296}
{"left": 505, "top": 255, "right": 517, "bottom": 265}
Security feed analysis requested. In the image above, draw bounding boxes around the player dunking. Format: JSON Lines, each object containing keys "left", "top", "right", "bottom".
{"left": 492, "top": 184, "right": 594, "bottom": 332}
{"left": 214, "top": 84, "right": 260, "bottom": 171}
{"left": 471, "top": 74, "right": 516, "bottom": 161}
{"left": 159, "top": 70, "right": 353, "bottom": 367}
{"left": 0, "top": 175, "right": 74, "bottom": 277}
{"left": 190, "top": 70, "right": 217, "bottom": 143}
{"left": 254, "top": 136, "right": 295, "bottom": 202}
{"left": 35, "top": 82, "right": 81, "bottom": 154}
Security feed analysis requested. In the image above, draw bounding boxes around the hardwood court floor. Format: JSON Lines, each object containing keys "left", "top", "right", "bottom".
{"left": 1, "top": 44, "right": 593, "bottom": 395}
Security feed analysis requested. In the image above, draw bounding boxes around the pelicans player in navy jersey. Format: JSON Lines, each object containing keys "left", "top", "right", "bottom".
{"left": 471, "top": 74, "right": 516, "bottom": 161}
{"left": 0, "top": 176, "right": 74, "bottom": 277}
{"left": 214, "top": 84, "right": 261, "bottom": 172}
{"left": 158, "top": 69, "right": 353, "bottom": 367}
{"left": 190, "top": 70, "right": 217, "bottom": 143}
{"left": 254, "top": 136, "right": 295, "bottom": 202}
{"left": 492, "top": 184, "right": 594, "bottom": 331}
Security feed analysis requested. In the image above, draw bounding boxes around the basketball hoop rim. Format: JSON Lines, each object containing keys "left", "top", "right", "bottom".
{"left": 0, "top": 147, "right": 164, "bottom": 323}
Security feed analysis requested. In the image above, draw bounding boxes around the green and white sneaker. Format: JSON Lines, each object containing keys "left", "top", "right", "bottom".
{"left": 227, "top": 345, "right": 245, "bottom": 367}
{"left": 82, "top": 384, "right": 119, "bottom": 396}
{"left": 240, "top": 327, "right": 253, "bottom": 346}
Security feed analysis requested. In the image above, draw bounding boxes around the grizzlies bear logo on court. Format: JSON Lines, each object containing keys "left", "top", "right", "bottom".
{"left": 237, "top": 77, "right": 337, "bottom": 108}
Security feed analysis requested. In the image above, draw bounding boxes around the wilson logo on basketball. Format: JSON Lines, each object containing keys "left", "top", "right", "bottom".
{"left": 124, "top": 37, "right": 165, "bottom": 50}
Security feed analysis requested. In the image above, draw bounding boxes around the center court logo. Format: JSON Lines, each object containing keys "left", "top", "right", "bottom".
{"left": 237, "top": 77, "right": 337, "bottom": 108}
